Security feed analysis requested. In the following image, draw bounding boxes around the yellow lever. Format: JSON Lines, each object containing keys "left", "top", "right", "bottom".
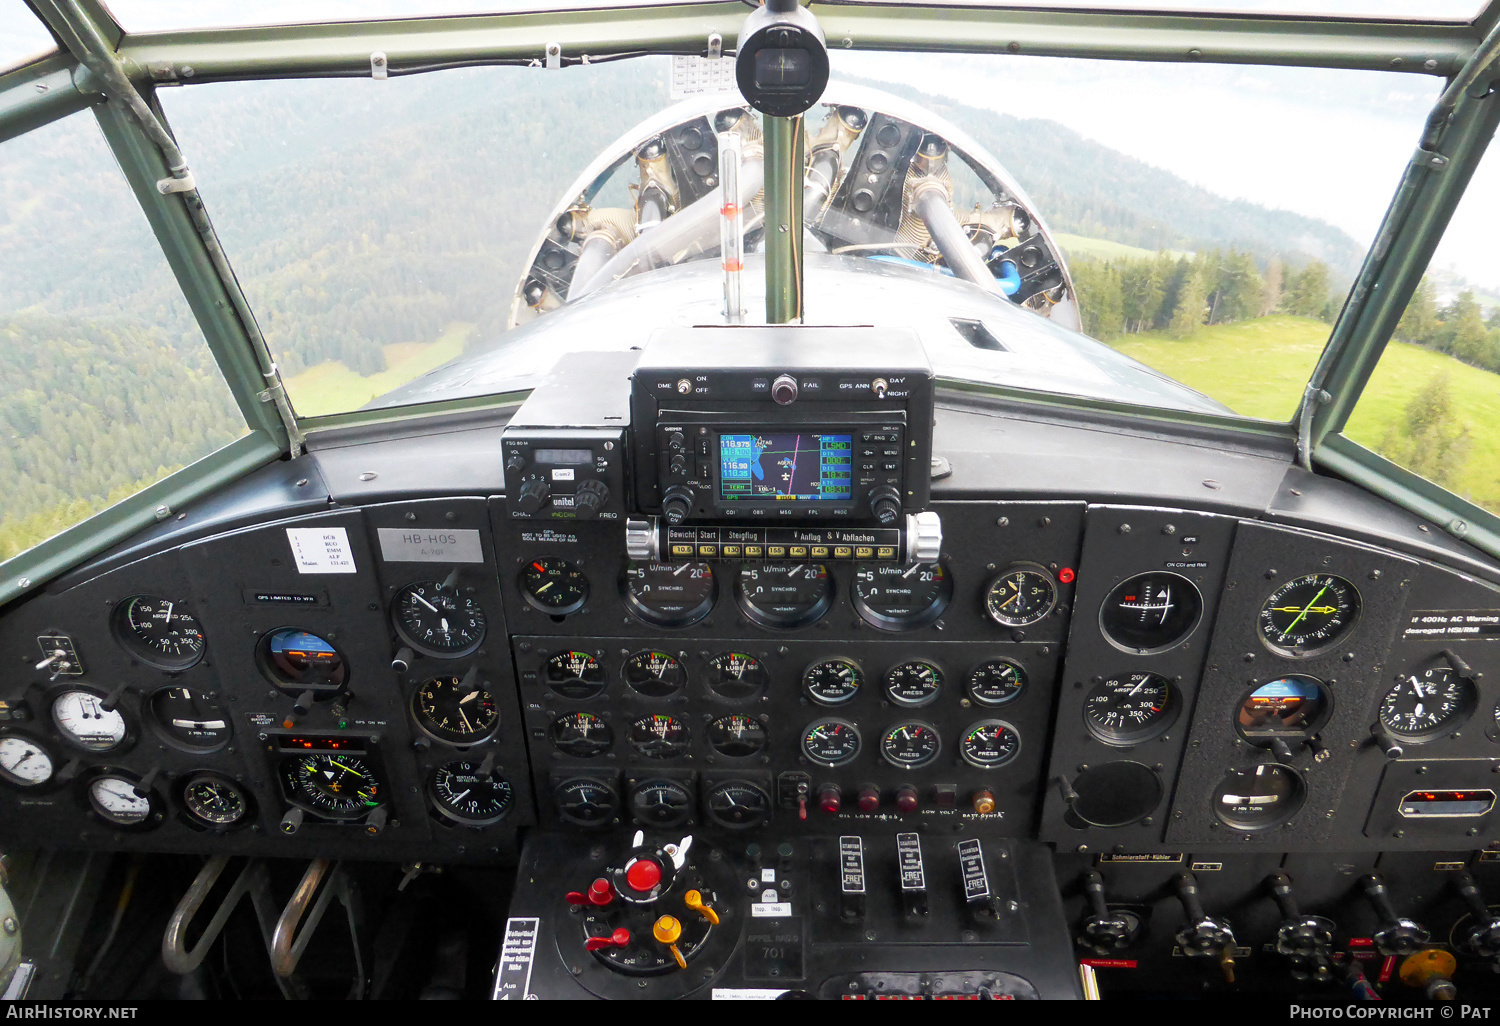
{"left": 685, "top": 889, "right": 720, "bottom": 925}
{"left": 653, "top": 915, "right": 687, "bottom": 969}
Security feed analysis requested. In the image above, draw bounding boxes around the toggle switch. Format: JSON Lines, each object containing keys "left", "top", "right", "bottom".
{"left": 685, "top": 889, "right": 719, "bottom": 925}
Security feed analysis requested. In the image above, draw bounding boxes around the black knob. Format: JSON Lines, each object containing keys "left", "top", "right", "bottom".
{"left": 1174, "top": 873, "right": 1236, "bottom": 956}
{"left": 668, "top": 431, "right": 686, "bottom": 452}
{"left": 1371, "top": 728, "right": 1404, "bottom": 759}
{"left": 662, "top": 486, "right": 695, "bottom": 525}
{"left": 392, "top": 647, "right": 414, "bottom": 673}
{"left": 505, "top": 452, "right": 526, "bottom": 473}
{"left": 573, "top": 481, "right": 609, "bottom": 520}
{"left": 869, "top": 486, "right": 901, "bottom": 526}
{"left": 772, "top": 374, "right": 798, "bottom": 405}
{"left": 1361, "top": 874, "right": 1430, "bottom": 956}
{"left": 1454, "top": 871, "right": 1500, "bottom": 958}
{"left": 669, "top": 454, "right": 688, "bottom": 476}
{"left": 1079, "top": 871, "right": 1138, "bottom": 954}
{"left": 516, "top": 474, "right": 551, "bottom": 515}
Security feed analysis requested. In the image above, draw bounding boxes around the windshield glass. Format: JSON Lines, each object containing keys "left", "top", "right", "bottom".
{"left": 158, "top": 51, "right": 1437, "bottom": 421}
{"left": 0, "top": 0, "right": 55, "bottom": 72}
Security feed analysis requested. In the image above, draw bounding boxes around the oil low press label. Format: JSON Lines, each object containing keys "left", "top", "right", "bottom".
{"left": 1403, "top": 610, "right": 1500, "bottom": 640}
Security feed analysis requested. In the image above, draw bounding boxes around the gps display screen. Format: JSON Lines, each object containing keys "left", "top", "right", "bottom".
{"left": 719, "top": 432, "right": 853, "bottom": 502}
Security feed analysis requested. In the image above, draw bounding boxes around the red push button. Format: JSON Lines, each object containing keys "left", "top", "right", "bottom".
{"left": 895, "top": 786, "right": 919, "bottom": 813}
{"left": 819, "top": 785, "right": 842, "bottom": 814}
{"left": 588, "top": 878, "right": 615, "bottom": 906}
{"left": 857, "top": 786, "right": 881, "bottom": 813}
{"left": 626, "top": 858, "right": 663, "bottom": 892}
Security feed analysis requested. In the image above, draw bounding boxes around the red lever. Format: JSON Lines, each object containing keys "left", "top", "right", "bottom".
{"left": 588, "top": 878, "right": 615, "bottom": 906}
{"left": 626, "top": 858, "right": 662, "bottom": 892}
{"left": 585, "top": 928, "right": 632, "bottom": 952}
{"left": 566, "top": 891, "right": 588, "bottom": 906}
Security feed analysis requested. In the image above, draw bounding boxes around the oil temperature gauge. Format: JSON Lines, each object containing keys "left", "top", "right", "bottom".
{"left": 544, "top": 651, "right": 606, "bottom": 700}
{"left": 550, "top": 712, "right": 613, "bottom": 757}
{"left": 628, "top": 715, "right": 691, "bottom": 759}
{"left": 880, "top": 721, "right": 942, "bottom": 768}
{"left": 706, "top": 652, "right": 767, "bottom": 701}
{"left": 707, "top": 715, "right": 767, "bottom": 757}
{"left": 959, "top": 720, "right": 1021, "bottom": 769}
{"left": 622, "top": 651, "right": 686, "bottom": 697}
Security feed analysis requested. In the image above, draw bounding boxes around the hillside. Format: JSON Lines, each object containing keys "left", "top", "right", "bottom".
{"left": 1110, "top": 315, "right": 1500, "bottom": 511}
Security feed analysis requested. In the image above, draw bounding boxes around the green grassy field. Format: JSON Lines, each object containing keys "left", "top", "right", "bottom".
{"left": 283, "top": 322, "right": 474, "bottom": 417}
{"left": 1109, "top": 315, "right": 1500, "bottom": 510}
{"left": 1052, "top": 233, "right": 1191, "bottom": 263}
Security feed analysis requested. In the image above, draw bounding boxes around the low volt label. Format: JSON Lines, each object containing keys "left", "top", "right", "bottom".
{"left": 840, "top": 836, "right": 866, "bottom": 894}
{"left": 957, "top": 839, "right": 990, "bottom": 902}
{"left": 897, "top": 832, "right": 925, "bottom": 892}
{"left": 492, "top": 917, "right": 540, "bottom": 1000}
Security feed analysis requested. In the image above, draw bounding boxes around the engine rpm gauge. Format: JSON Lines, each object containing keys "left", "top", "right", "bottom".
{"left": 1258, "top": 574, "right": 1361, "bottom": 655}
{"left": 705, "top": 780, "right": 770, "bottom": 829}
{"left": 0, "top": 734, "right": 54, "bottom": 788}
{"left": 852, "top": 562, "right": 951, "bottom": 630}
{"left": 392, "top": 582, "right": 487, "bottom": 656}
{"left": 1084, "top": 673, "right": 1179, "bottom": 744}
{"left": 52, "top": 689, "right": 128, "bottom": 753}
{"left": 880, "top": 720, "right": 942, "bottom": 768}
{"left": 885, "top": 660, "right": 944, "bottom": 707}
{"left": 735, "top": 563, "right": 834, "bottom": 629}
{"left": 1100, "top": 572, "right": 1203, "bottom": 653}
{"left": 429, "top": 760, "right": 514, "bottom": 827}
{"left": 967, "top": 660, "right": 1027, "bottom": 706}
{"left": 622, "top": 651, "right": 687, "bottom": 697}
{"left": 621, "top": 562, "right": 716, "bottom": 628}
{"left": 544, "top": 651, "right": 607, "bottom": 700}
{"left": 550, "top": 712, "right": 613, "bottom": 757}
{"left": 1379, "top": 666, "right": 1476, "bottom": 741}
{"left": 959, "top": 719, "right": 1021, "bottom": 769}
{"left": 628, "top": 715, "right": 690, "bottom": 759}
{"left": 801, "top": 718, "right": 862, "bottom": 767}
{"left": 411, "top": 675, "right": 499, "bottom": 745}
{"left": 518, "top": 557, "right": 589, "bottom": 615}
{"left": 112, "top": 595, "right": 205, "bottom": 670}
{"left": 707, "top": 715, "right": 768, "bottom": 757}
{"left": 984, "top": 564, "right": 1057, "bottom": 628}
{"left": 180, "top": 773, "right": 249, "bottom": 829}
{"left": 803, "top": 658, "right": 863, "bottom": 705}
{"left": 706, "top": 652, "right": 768, "bottom": 701}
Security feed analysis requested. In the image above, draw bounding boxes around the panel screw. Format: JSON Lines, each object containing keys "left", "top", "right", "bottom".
{"left": 359, "top": 472, "right": 377, "bottom": 481}
{"left": 1118, "top": 524, "right": 1131, "bottom": 535}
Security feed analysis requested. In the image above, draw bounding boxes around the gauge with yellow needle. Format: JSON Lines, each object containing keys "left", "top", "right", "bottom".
{"left": 1257, "top": 573, "right": 1361, "bottom": 656}
{"left": 283, "top": 753, "right": 383, "bottom": 818}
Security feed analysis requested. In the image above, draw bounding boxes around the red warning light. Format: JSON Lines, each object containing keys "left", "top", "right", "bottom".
{"left": 1059, "top": 568, "right": 1076, "bottom": 584}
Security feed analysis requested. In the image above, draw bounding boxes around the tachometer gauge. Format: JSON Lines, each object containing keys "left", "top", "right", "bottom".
{"left": 550, "top": 712, "right": 613, "bottom": 757}
{"left": 1100, "top": 572, "right": 1203, "bottom": 653}
{"left": 0, "top": 734, "right": 54, "bottom": 788}
{"left": 706, "top": 652, "right": 767, "bottom": 701}
{"left": 180, "top": 773, "right": 249, "bottom": 829}
{"left": 880, "top": 721, "right": 942, "bottom": 768}
{"left": 801, "top": 718, "right": 862, "bottom": 767}
{"left": 518, "top": 557, "right": 589, "bottom": 615}
{"left": 1213, "top": 764, "right": 1305, "bottom": 830}
{"left": 852, "top": 562, "right": 951, "bottom": 630}
{"left": 621, "top": 562, "right": 716, "bottom": 628}
{"left": 1084, "top": 673, "right": 1179, "bottom": 744}
{"left": 544, "top": 650, "right": 606, "bottom": 700}
{"left": 803, "top": 658, "right": 863, "bottom": 705}
{"left": 629, "top": 715, "right": 690, "bottom": 759}
{"left": 705, "top": 780, "right": 770, "bottom": 829}
{"left": 885, "top": 660, "right": 943, "bottom": 707}
{"left": 392, "top": 582, "right": 486, "bottom": 656}
{"left": 967, "top": 660, "right": 1027, "bottom": 706}
{"left": 707, "top": 714, "right": 767, "bottom": 757}
{"left": 984, "top": 564, "right": 1057, "bottom": 628}
{"left": 1237, "top": 676, "right": 1330, "bottom": 739}
{"left": 86, "top": 772, "right": 158, "bottom": 829}
{"left": 1379, "top": 666, "right": 1476, "bottom": 741}
{"left": 411, "top": 675, "right": 499, "bottom": 745}
{"left": 258, "top": 629, "right": 347, "bottom": 696}
{"left": 147, "top": 687, "right": 231, "bottom": 751}
{"left": 112, "top": 595, "right": 205, "bottom": 670}
{"left": 735, "top": 563, "right": 834, "bottom": 629}
{"left": 629, "top": 778, "right": 694, "bottom": 827}
{"left": 1258, "top": 574, "right": 1360, "bottom": 655}
{"left": 429, "top": 760, "right": 514, "bottom": 827}
{"left": 623, "top": 651, "right": 687, "bottom": 697}
{"left": 554, "top": 777, "right": 619, "bottom": 826}
{"left": 52, "top": 689, "right": 128, "bottom": 753}
{"left": 283, "top": 753, "right": 382, "bottom": 818}
{"left": 959, "top": 719, "right": 1021, "bottom": 769}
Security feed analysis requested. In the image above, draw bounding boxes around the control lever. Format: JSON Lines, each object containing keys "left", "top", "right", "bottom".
{"left": 99, "top": 682, "right": 128, "bottom": 713}
{"left": 652, "top": 915, "right": 687, "bottom": 969}
{"left": 1454, "top": 870, "right": 1500, "bottom": 960}
{"left": 391, "top": 647, "right": 414, "bottom": 673}
{"left": 133, "top": 767, "right": 160, "bottom": 799}
{"left": 440, "top": 567, "right": 460, "bottom": 592}
{"left": 585, "top": 928, "right": 631, "bottom": 952}
{"left": 1266, "top": 872, "right": 1334, "bottom": 982}
{"left": 1360, "top": 874, "right": 1430, "bottom": 956}
{"left": 1370, "top": 728, "right": 1405, "bottom": 760}
{"left": 1173, "top": 873, "right": 1237, "bottom": 983}
{"left": 1078, "top": 871, "right": 1137, "bottom": 954}
{"left": 1443, "top": 648, "right": 1481, "bottom": 683}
